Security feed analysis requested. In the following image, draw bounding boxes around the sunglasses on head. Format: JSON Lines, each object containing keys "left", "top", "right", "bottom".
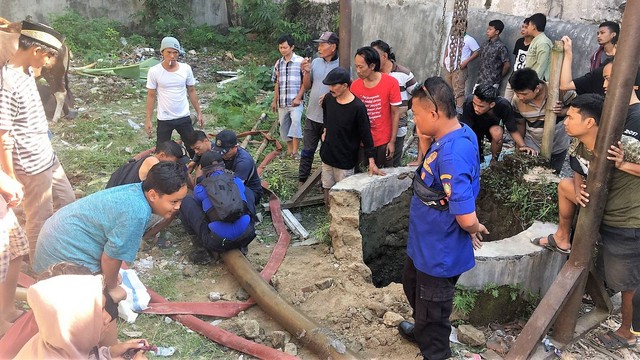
{"left": 418, "top": 81, "right": 439, "bottom": 113}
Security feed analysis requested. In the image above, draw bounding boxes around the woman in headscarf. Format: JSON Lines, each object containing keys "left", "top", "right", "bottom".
{"left": 15, "top": 274, "right": 150, "bottom": 359}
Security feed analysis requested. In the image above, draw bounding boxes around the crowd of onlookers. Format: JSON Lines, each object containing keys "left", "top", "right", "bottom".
{"left": 1, "top": 11, "right": 638, "bottom": 360}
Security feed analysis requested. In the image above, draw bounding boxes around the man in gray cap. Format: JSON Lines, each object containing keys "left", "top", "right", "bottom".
{"left": 145, "top": 36, "right": 203, "bottom": 157}
{"left": 298, "top": 31, "right": 340, "bottom": 186}
{"left": 0, "top": 21, "right": 76, "bottom": 262}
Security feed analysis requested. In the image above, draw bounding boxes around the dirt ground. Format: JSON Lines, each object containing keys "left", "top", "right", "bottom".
{"left": 56, "top": 53, "right": 640, "bottom": 360}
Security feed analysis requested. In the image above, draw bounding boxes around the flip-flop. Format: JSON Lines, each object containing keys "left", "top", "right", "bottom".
{"left": 592, "top": 330, "right": 637, "bottom": 350}
{"left": 531, "top": 234, "right": 571, "bottom": 254}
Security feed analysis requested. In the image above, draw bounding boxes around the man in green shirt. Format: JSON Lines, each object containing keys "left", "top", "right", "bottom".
{"left": 524, "top": 13, "right": 552, "bottom": 81}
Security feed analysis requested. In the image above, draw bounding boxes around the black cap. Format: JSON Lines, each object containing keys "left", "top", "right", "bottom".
{"left": 200, "top": 150, "right": 225, "bottom": 169}
{"left": 322, "top": 67, "right": 351, "bottom": 85}
{"left": 20, "top": 21, "right": 64, "bottom": 50}
{"left": 212, "top": 130, "right": 238, "bottom": 155}
{"left": 314, "top": 32, "right": 339, "bottom": 45}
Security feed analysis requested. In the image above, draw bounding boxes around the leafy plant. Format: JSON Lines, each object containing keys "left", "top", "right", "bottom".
{"left": 135, "top": 0, "right": 192, "bottom": 37}
{"left": 50, "top": 10, "right": 123, "bottom": 62}
{"left": 481, "top": 153, "right": 559, "bottom": 228}
{"left": 453, "top": 285, "right": 478, "bottom": 316}
{"left": 240, "top": 0, "right": 282, "bottom": 35}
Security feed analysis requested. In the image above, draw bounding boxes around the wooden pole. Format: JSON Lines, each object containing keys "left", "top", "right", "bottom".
{"left": 506, "top": 1, "right": 640, "bottom": 357}
{"left": 541, "top": 41, "right": 564, "bottom": 160}
{"left": 241, "top": 113, "right": 266, "bottom": 148}
{"left": 339, "top": 0, "right": 351, "bottom": 70}
{"left": 552, "top": 0, "right": 640, "bottom": 343}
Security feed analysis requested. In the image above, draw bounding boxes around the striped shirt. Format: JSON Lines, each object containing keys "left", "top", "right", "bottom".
{"left": 271, "top": 53, "right": 304, "bottom": 107}
{"left": 0, "top": 66, "right": 55, "bottom": 175}
{"left": 389, "top": 62, "right": 417, "bottom": 134}
{"left": 512, "top": 83, "right": 576, "bottom": 154}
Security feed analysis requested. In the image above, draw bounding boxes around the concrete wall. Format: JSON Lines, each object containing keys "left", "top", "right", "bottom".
{"left": 0, "top": 0, "right": 227, "bottom": 27}
{"left": 467, "top": 0, "right": 624, "bottom": 24}
{"left": 351, "top": 0, "right": 612, "bottom": 91}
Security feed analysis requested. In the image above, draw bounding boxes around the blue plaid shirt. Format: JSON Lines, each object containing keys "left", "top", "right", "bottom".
{"left": 271, "top": 53, "right": 304, "bottom": 107}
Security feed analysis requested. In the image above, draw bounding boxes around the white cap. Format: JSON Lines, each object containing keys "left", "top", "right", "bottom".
{"left": 160, "top": 37, "right": 181, "bottom": 52}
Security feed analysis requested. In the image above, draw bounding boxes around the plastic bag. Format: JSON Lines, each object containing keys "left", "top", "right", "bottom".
{"left": 118, "top": 269, "right": 151, "bottom": 323}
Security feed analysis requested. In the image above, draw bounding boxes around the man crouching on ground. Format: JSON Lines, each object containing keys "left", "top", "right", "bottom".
{"left": 179, "top": 150, "right": 256, "bottom": 264}
{"left": 398, "top": 77, "right": 488, "bottom": 360}
{"left": 32, "top": 162, "right": 188, "bottom": 297}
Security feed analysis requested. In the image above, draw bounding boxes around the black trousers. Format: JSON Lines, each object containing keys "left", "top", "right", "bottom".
{"left": 156, "top": 115, "right": 195, "bottom": 158}
{"left": 402, "top": 257, "right": 459, "bottom": 360}
{"left": 298, "top": 119, "right": 324, "bottom": 183}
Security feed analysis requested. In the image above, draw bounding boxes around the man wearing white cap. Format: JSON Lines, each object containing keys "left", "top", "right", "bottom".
{"left": 0, "top": 21, "right": 76, "bottom": 262}
{"left": 145, "top": 36, "right": 203, "bottom": 157}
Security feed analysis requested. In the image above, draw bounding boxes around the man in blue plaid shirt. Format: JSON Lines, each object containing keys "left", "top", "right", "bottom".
{"left": 271, "top": 34, "right": 306, "bottom": 159}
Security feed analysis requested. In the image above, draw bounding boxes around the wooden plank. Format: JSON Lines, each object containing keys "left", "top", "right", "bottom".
{"left": 263, "top": 195, "right": 325, "bottom": 212}
{"left": 241, "top": 113, "right": 267, "bottom": 148}
{"left": 585, "top": 269, "right": 613, "bottom": 312}
{"left": 541, "top": 41, "right": 563, "bottom": 160}
{"left": 505, "top": 265, "right": 585, "bottom": 360}
{"left": 284, "top": 167, "right": 322, "bottom": 206}
{"left": 281, "top": 209, "right": 309, "bottom": 239}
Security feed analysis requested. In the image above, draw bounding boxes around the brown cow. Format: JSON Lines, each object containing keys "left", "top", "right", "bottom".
{"left": 0, "top": 17, "right": 74, "bottom": 122}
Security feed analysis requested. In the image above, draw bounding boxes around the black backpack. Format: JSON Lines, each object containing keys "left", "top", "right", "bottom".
{"left": 201, "top": 171, "right": 247, "bottom": 222}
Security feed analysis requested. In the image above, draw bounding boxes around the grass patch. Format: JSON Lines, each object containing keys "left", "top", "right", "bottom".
{"left": 118, "top": 315, "right": 229, "bottom": 359}
{"left": 481, "top": 153, "right": 559, "bottom": 228}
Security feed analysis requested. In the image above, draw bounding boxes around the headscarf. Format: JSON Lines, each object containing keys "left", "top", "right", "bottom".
{"left": 15, "top": 274, "right": 107, "bottom": 359}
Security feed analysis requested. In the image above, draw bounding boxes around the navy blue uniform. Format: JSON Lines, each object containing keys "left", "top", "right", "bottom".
{"left": 224, "top": 147, "right": 262, "bottom": 206}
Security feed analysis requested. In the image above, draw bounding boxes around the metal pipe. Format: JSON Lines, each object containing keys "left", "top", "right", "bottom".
{"left": 221, "top": 249, "right": 362, "bottom": 360}
{"left": 552, "top": 0, "right": 640, "bottom": 342}
{"left": 339, "top": 0, "right": 352, "bottom": 70}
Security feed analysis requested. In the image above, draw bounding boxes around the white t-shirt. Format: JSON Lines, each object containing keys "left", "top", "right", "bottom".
{"left": 444, "top": 34, "right": 480, "bottom": 71}
{"left": 146, "top": 62, "right": 196, "bottom": 121}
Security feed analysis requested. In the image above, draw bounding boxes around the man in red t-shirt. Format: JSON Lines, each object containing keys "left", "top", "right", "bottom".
{"left": 351, "top": 46, "right": 402, "bottom": 168}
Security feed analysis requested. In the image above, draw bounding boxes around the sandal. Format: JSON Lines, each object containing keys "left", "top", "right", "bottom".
{"left": 531, "top": 234, "right": 571, "bottom": 254}
{"left": 592, "top": 330, "right": 637, "bottom": 350}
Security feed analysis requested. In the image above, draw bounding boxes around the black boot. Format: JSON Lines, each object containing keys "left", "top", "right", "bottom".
{"left": 398, "top": 320, "right": 417, "bottom": 343}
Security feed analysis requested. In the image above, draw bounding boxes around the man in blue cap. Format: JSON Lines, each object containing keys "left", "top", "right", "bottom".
{"left": 145, "top": 36, "right": 203, "bottom": 157}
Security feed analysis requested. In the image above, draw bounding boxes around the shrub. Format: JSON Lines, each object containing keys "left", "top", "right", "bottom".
{"left": 49, "top": 10, "right": 123, "bottom": 61}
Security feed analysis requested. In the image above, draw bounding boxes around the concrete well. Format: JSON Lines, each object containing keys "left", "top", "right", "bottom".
{"left": 328, "top": 167, "right": 566, "bottom": 297}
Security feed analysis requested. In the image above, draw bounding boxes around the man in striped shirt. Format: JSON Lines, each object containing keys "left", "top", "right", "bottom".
{"left": 0, "top": 21, "right": 75, "bottom": 262}
{"left": 271, "top": 34, "right": 305, "bottom": 159}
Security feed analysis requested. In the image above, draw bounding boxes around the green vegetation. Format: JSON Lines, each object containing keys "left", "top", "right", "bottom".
{"left": 453, "top": 285, "right": 478, "bottom": 316}
{"left": 50, "top": 10, "right": 131, "bottom": 63}
{"left": 481, "top": 153, "right": 559, "bottom": 228}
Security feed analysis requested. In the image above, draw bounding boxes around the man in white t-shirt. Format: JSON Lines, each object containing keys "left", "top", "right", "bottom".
{"left": 145, "top": 37, "right": 203, "bottom": 157}
{"left": 443, "top": 24, "right": 480, "bottom": 113}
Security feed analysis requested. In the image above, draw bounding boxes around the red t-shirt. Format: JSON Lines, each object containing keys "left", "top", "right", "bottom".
{"left": 350, "top": 73, "right": 402, "bottom": 146}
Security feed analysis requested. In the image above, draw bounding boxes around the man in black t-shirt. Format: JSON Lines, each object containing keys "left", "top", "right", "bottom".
{"left": 505, "top": 18, "right": 534, "bottom": 102}
{"left": 460, "top": 84, "right": 526, "bottom": 163}
{"left": 319, "top": 67, "right": 385, "bottom": 205}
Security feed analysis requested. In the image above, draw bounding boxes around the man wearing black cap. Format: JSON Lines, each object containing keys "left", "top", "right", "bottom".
{"left": 213, "top": 130, "right": 263, "bottom": 206}
{"left": 298, "top": 31, "right": 340, "bottom": 186}
{"left": 320, "top": 67, "right": 385, "bottom": 204}
{"left": 0, "top": 21, "right": 75, "bottom": 262}
{"left": 179, "top": 150, "right": 256, "bottom": 263}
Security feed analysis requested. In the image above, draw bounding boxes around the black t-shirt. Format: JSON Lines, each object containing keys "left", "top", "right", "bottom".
{"left": 319, "top": 93, "right": 375, "bottom": 169}
{"left": 105, "top": 155, "right": 148, "bottom": 188}
{"left": 573, "top": 66, "right": 606, "bottom": 96}
{"left": 460, "top": 95, "right": 518, "bottom": 133}
{"left": 513, "top": 38, "right": 530, "bottom": 72}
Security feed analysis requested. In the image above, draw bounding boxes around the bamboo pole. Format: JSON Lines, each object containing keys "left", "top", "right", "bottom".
{"left": 541, "top": 41, "right": 564, "bottom": 160}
